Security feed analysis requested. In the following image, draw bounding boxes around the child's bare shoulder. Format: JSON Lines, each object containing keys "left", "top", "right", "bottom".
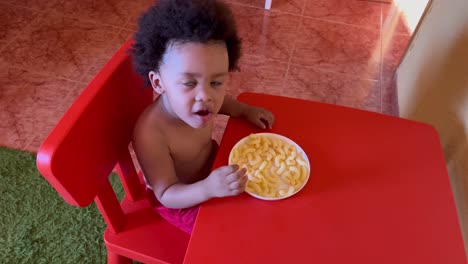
{"left": 132, "top": 102, "right": 180, "bottom": 193}
{"left": 133, "top": 103, "right": 168, "bottom": 153}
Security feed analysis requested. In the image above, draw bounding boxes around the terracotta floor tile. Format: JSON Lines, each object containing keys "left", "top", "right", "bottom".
{"left": 80, "top": 30, "right": 135, "bottom": 84}
{"left": 48, "top": 0, "right": 153, "bottom": 27}
{"left": 303, "top": 0, "right": 382, "bottom": 31}
{"left": 49, "top": 0, "right": 125, "bottom": 26}
{"left": 0, "top": 0, "right": 58, "bottom": 10}
{"left": 230, "top": 4, "right": 301, "bottom": 62}
{"left": 0, "top": 67, "right": 79, "bottom": 151}
{"left": 381, "top": 33, "right": 410, "bottom": 80}
{"left": 0, "top": 12, "right": 121, "bottom": 81}
{"left": 229, "top": 0, "right": 306, "bottom": 15}
{"left": 228, "top": 54, "right": 288, "bottom": 97}
{"left": 285, "top": 65, "right": 381, "bottom": 112}
{"left": 292, "top": 18, "right": 381, "bottom": 80}
{"left": 123, "top": 0, "right": 156, "bottom": 31}
{"left": 0, "top": 3, "right": 40, "bottom": 47}
{"left": 270, "top": 0, "right": 306, "bottom": 15}
{"left": 381, "top": 77, "right": 398, "bottom": 116}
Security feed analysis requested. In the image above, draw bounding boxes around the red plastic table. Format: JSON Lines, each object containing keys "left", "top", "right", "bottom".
{"left": 183, "top": 93, "right": 467, "bottom": 264}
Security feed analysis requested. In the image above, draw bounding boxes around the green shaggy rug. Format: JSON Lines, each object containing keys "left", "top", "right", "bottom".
{"left": 0, "top": 147, "right": 124, "bottom": 263}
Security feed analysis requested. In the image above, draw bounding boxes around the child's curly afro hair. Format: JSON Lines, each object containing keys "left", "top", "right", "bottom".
{"left": 131, "top": 0, "right": 242, "bottom": 85}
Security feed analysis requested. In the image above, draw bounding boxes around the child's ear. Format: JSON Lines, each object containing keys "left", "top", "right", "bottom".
{"left": 148, "top": 71, "right": 165, "bottom": 95}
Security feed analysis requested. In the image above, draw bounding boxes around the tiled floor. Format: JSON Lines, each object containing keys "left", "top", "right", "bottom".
{"left": 0, "top": 0, "right": 426, "bottom": 153}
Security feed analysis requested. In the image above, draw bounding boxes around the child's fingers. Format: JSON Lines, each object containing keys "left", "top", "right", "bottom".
{"left": 239, "top": 176, "right": 248, "bottom": 188}
{"left": 229, "top": 176, "right": 248, "bottom": 196}
{"left": 229, "top": 175, "right": 248, "bottom": 190}
{"left": 252, "top": 116, "right": 267, "bottom": 129}
{"left": 267, "top": 111, "right": 275, "bottom": 128}
{"left": 229, "top": 187, "right": 244, "bottom": 196}
{"left": 261, "top": 111, "right": 275, "bottom": 129}
{"left": 215, "top": 164, "right": 239, "bottom": 176}
{"left": 229, "top": 180, "right": 242, "bottom": 190}
{"left": 260, "top": 117, "right": 271, "bottom": 130}
{"left": 225, "top": 167, "right": 247, "bottom": 183}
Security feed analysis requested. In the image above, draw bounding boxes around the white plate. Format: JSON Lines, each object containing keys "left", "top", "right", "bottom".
{"left": 228, "top": 133, "right": 311, "bottom": 201}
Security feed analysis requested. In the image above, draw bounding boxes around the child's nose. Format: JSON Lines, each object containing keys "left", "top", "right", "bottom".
{"left": 195, "top": 84, "right": 212, "bottom": 102}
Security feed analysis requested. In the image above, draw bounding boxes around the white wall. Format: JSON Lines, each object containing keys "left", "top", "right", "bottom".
{"left": 397, "top": 0, "right": 468, "bottom": 254}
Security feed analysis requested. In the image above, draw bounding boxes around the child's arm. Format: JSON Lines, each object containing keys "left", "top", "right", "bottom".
{"left": 219, "top": 95, "right": 248, "bottom": 118}
{"left": 133, "top": 128, "right": 247, "bottom": 209}
{"left": 219, "top": 95, "right": 275, "bottom": 129}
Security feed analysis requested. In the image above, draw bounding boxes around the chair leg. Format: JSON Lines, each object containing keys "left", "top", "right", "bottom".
{"left": 107, "top": 251, "right": 132, "bottom": 264}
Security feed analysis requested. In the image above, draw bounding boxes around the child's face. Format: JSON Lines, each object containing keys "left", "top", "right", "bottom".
{"left": 149, "top": 42, "right": 229, "bottom": 129}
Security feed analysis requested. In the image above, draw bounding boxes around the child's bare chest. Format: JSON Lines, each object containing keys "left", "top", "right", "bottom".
{"left": 166, "top": 125, "right": 214, "bottom": 183}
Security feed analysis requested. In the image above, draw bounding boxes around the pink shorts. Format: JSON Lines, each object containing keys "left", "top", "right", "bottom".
{"left": 145, "top": 185, "right": 199, "bottom": 234}
{"left": 154, "top": 205, "right": 199, "bottom": 234}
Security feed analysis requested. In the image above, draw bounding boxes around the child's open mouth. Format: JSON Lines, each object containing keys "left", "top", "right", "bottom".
{"left": 195, "top": 110, "right": 210, "bottom": 116}
{"left": 194, "top": 109, "right": 213, "bottom": 122}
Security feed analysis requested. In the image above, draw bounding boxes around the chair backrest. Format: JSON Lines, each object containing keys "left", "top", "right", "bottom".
{"left": 36, "top": 39, "right": 153, "bottom": 233}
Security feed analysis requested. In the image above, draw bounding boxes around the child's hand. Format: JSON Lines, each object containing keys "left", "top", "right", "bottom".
{"left": 242, "top": 105, "right": 275, "bottom": 129}
{"left": 203, "top": 165, "right": 247, "bottom": 198}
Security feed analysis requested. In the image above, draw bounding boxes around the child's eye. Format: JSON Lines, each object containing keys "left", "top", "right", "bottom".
{"left": 183, "top": 82, "right": 197, "bottom": 87}
{"left": 211, "top": 81, "right": 223, "bottom": 87}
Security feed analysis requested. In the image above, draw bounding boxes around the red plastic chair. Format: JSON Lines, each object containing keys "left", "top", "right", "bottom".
{"left": 36, "top": 39, "right": 190, "bottom": 264}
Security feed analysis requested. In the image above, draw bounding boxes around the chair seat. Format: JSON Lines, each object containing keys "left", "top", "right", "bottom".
{"left": 104, "top": 197, "right": 190, "bottom": 264}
